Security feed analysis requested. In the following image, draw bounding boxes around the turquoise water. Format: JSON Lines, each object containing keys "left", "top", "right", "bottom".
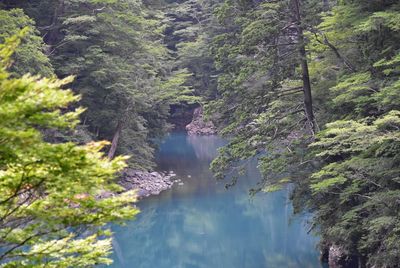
{"left": 109, "top": 133, "right": 323, "bottom": 268}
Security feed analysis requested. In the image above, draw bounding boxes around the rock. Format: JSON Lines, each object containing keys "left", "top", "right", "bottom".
{"left": 96, "top": 190, "right": 114, "bottom": 199}
{"left": 328, "top": 244, "right": 359, "bottom": 268}
{"left": 169, "top": 104, "right": 198, "bottom": 130}
{"left": 329, "top": 245, "right": 344, "bottom": 268}
{"left": 186, "top": 106, "right": 217, "bottom": 136}
{"left": 118, "top": 168, "right": 177, "bottom": 199}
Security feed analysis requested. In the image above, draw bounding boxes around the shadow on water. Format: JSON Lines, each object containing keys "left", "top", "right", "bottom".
{"left": 108, "top": 132, "right": 325, "bottom": 268}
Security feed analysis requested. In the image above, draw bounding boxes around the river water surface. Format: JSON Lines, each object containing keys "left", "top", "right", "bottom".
{"left": 109, "top": 133, "right": 324, "bottom": 268}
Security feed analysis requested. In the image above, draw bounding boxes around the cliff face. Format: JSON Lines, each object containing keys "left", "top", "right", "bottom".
{"left": 185, "top": 106, "right": 216, "bottom": 136}
{"left": 168, "top": 104, "right": 197, "bottom": 131}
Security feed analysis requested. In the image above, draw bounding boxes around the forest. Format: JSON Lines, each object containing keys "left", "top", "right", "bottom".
{"left": 0, "top": 0, "right": 399, "bottom": 267}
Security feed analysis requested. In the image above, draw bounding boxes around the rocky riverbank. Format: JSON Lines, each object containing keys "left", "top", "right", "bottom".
{"left": 118, "top": 169, "right": 180, "bottom": 198}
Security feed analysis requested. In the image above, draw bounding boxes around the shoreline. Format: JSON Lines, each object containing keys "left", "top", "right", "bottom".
{"left": 118, "top": 168, "right": 179, "bottom": 198}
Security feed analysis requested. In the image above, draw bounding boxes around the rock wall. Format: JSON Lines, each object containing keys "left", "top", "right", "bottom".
{"left": 186, "top": 106, "right": 217, "bottom": 135}
{"left": 168, "top": 104, "right": 198, "bottom": 131}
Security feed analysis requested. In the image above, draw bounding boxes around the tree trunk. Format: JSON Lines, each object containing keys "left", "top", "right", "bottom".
{"left": 108, "top": 121, "right": 123, "bottom": 160}
{"left": 322, "top": 0, "right": 329, "bottom": 11}
{"left": 293, "top": 0, "right": 316, "bottom": 134}
{"left": 299, "top": 37, "right": 315, "bottom": 133}
{"left": 44, "top": 0, "right": 64, "bottom": 47}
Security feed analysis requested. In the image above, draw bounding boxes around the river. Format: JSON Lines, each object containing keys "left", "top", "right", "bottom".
{"left": 109, "top": 132, "right": 324, "bottom": 268}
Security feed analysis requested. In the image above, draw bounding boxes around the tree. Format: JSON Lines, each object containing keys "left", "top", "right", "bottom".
{"left": 2, "top": 0, "right": 198, "bottom": 170}
{"left": 0, "top": 32, "right": 138, "bottom": 267}
{"left": 0, "top": 8, "right": 53, "bottom": 77}
{"left": 165, "top": 0, "right": 220, "bottom": 100}
{"left": 300, "top": 0, "right": 400, "bottom": 265}
{"left": 308, "top": 112, "right": 400, "bottom": 267}
{"left": 207, "top": 0, "right": 324, "bottom": 188}
{"left": 206, "top": 0, "right": 400, "bottom": 265}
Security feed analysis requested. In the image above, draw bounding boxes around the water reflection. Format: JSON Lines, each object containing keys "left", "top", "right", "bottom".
{"left": 186, "top": 135, "right": 224, "bottom": 160}
{"left": 109, "top": 133, "right": 323, "bottom": 268}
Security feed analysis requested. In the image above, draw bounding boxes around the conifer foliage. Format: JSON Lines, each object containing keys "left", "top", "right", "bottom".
{"left": 1, "top": 0, "right": 400, "bottom": 266}
{"left": 0, "top": 32, "right": 138, "bottom": 267}
{"left": 304, "top": 1, "right": 400, "bottom": 266}
{"left": 208, "top": 0, "right": 400, "bottom": 266}
{"left": 1, "top": 0, "right": 198, "bottom": 169}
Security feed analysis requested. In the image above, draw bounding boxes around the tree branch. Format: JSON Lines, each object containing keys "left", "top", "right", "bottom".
{"left": 312, "top": 31, "right": 357, "bottom": 72}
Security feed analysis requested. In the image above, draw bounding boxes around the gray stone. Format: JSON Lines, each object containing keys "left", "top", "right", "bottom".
{"left": 118, "top": 168, "right": 177, "bottom": 199}
{"left": 186, "top": 106, "right": 217, "bottom": 136}
{"left": 328, "top": 244, "right": 358, "bottom": 268}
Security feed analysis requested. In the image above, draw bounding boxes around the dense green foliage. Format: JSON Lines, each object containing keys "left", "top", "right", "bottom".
{"left": 0, "top": 33, "right": 138, "bottom": 267}
{"left": 0, "top": 0, "right": 201, "bottom": 266}
{"left": 165, "top": 0, "right": 219, "bottom": 100}
{"left": 0, "top": 9, "right": 53, "bottom": 76}
{"left": 208, "top": 0, "right": 322, "bottom": 185}
{"left": 306, "top": 1, "right": 400, "bottom": 266}
{"left": 1, "top": 0, "right": 198, "bottom": 169}
{"left": 208, "top": 0, "right": 400, "bottom": 266}
{"left": 1, "top": 0, "right": 400, "bottom": 266}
